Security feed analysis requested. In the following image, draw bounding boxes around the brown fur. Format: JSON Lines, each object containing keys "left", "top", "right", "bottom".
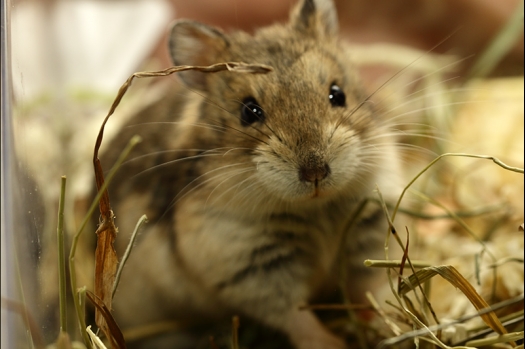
{"left": 101, "top": 0, "right": 402, "bottom": 348}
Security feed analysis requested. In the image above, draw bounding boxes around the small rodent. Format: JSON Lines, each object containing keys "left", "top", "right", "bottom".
{"left": 102, "top": 0, "right": 402, "bottom": 347}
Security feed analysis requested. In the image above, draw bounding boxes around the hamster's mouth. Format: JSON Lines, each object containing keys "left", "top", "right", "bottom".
{"left": 310, "top": 186, "right": 322, "bottom": 199}
{"left": 286, "top": 177, "right": 341, "bottom": 202}
{"left": 271, "top": 186, "right": 338, "bottom": 205}
{"left": 273, "top": 185, "right": 332, "bottom": 202}
{"left": 306, "top": 185, "right": 334, "bottom": 200}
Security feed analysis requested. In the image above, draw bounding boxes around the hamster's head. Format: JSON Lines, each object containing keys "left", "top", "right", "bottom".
{"left": 168, "top": 0, "right": 398, "bottom": 206}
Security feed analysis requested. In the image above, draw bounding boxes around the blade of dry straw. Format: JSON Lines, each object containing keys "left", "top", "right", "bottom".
{"left": 364, "top": 259, "right": 431, "bottom": 268}
{"left": 86, "top": 290, "right": 126, "bottom": 349}
{"left": 112, "top": 214, "right": 148, "bottom": 298}
{"left": 391, "top": 153, "right": 523, "bottom": 223}
{"left": 465, "top": 331, "right": 523, "bottom": 347}
{"left": 366, "top": 291, "right": 403, "bottom": 336}
{"left": 398, "top": 265, "right": 510, "bottom": 338}
{"left": 69, "top": 135, "right": 141, "bottom": 347}
{"left": 94, "top": 62, "right": 272, "bottom": 153}
{"left": 87, "top": 325, "right": 108, "bottom": 349}
{"left": 89, "top": 61, "right": 270, "bottom": 344}
{"left": 379, "top": 294, "right": 523, "bottom": 348}
{"left": 57, "top": 176, "right": 68, "bottom": 333}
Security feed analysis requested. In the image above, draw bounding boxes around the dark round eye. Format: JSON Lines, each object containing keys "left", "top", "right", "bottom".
{"left": 329, "top": 84, "right": 346, "bottom": 107}
{"left": 241, "top": 97, "right": 265, "bottom": 126}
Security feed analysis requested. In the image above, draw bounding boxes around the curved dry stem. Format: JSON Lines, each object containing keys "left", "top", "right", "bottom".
{"left": 69, "top": 135, "right": 141, "bottom": 347}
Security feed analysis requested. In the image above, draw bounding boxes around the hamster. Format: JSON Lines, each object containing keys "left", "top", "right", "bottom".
{"left": 102, "top": 0, "right": 402, "bottom": 347}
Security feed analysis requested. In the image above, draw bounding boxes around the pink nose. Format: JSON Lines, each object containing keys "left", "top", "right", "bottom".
{"left": 299, "top": 164, "right": 330, "bottom": 183}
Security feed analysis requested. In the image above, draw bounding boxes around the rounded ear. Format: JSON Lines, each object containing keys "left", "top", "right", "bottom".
{"left": 169, "top": 20, "right": 229, "bottom": 90}
{"left": 290, "top": 0, "right": 338, "bottom": 39}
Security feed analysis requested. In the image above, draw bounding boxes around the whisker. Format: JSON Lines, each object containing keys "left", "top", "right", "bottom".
{"left": 223, "top": 175, "right": 270, "bottom": 215}
{"left": 385, "top": 100, "right": 482, "bottom": 120}
{"left": 236, "top": 98, "right": 275, "bottom": 139}
{"left": 335, "top": 33, "right": 469, "bottom": 132}
{"left": 205, "top": 167, "right": 256, "bottom": 207}
{"left": 185, "top": 89, "right": 272, "bottom": 145}
{"left": 121, "top": 148, "right": 223, "bottom": 165}
{"left": 222, "top": 147, "right": 256, "bottom": 157}
{"left": 128, "top": 121, "right": 230, "bottom": 134}
{"left": 364, "top": 129, "right": 451, "bottom": 143}
{"left": 371, "top": 58, "right": 470, "bottom": 111}
{"left": 157, "top": 162, "right": 254, "bottom": 223}
{"left": 130, "top": 151, "right": 240, "bottom": 178}
{"left": 375, "top": 85, "right": 476, "bottom": 116}
{"left": 175, "top": 163, "right": 255, "bottom": 210}
{"left": 362, "top": 143, "right": 439, "bottom": 159}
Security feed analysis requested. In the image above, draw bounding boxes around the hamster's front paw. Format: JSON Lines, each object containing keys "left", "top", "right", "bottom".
{"left": 286, "top": 309, "right": 347, "bottom": 349}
